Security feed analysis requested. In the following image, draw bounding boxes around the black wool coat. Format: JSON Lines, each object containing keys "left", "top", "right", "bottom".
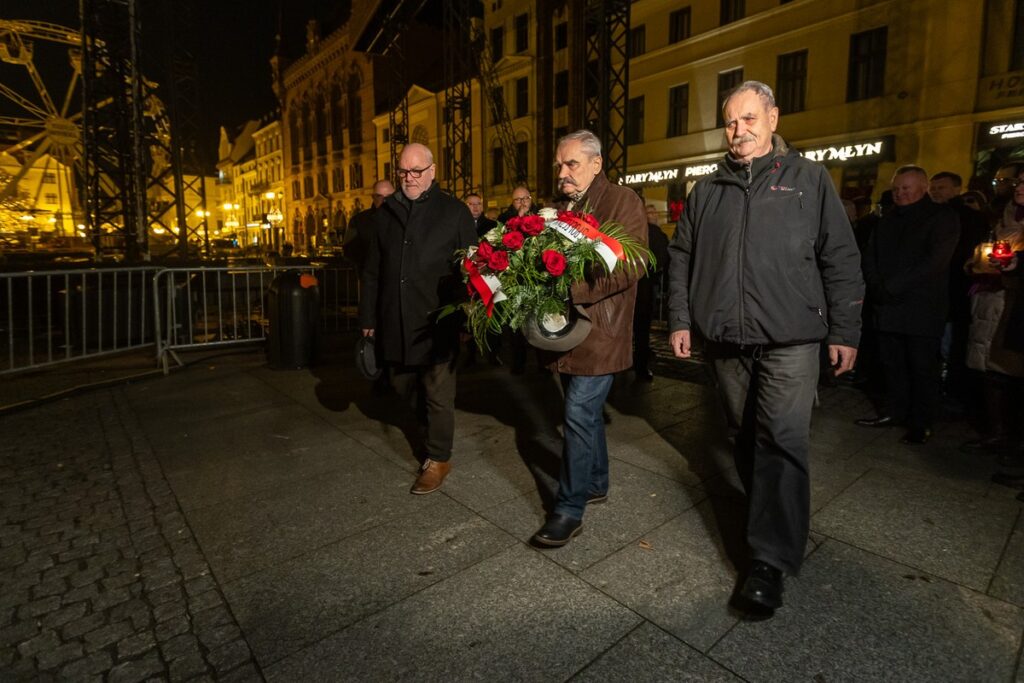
{"left": 862, "top": 196, "right": 960, "bottom": 337}
{"left": 358, "top": 183, "right": 477, "bottom": 366}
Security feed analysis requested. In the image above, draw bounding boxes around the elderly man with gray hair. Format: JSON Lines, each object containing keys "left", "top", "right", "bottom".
{"left": 667, "top": 81, "right": 864, "bottom": 615}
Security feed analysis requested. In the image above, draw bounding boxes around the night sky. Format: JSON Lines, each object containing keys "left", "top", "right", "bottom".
{"left": 3, "top": 0, "right": 352, "bottom": 162}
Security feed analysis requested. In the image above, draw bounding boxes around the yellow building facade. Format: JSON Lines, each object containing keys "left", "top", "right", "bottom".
{"left": 276, "top": 21, "right": 380, "bottom": 253}
{"left": 625, "top": 0, "right": 1024, "bottom": 218}
{"left": 308, "top": 0, "right": 1024, "bottom": 226}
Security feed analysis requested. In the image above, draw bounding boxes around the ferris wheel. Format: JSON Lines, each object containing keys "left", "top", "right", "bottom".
{"left": 0, "top": 18, "right": 172, "bottom": 242}
{"left": 0, "top": 20, "right": 84, "bottom": 236}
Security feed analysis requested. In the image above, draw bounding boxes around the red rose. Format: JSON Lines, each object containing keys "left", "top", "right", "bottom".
{"left": 542, "top": 249, "right": 567, "bottom": 276}
{"left": 502, "top": 230, "right": 525, "bottom": 250}
{"left": 488, "top": 250, "right": 510, "bottom": 271}
{"left": 505, "top": 216, "right": 523, "bottom": 232}
{"left": 581, "top": 213, "right": 600, "bottom": 230}
{"left": 557, "top": 210, "right": 573, "bottom": 223}
{"left": 520, "top": 215, "right": 545, "bottom": 236}
{"left": 476, "top": 240, "right": 494, "bottom": 260}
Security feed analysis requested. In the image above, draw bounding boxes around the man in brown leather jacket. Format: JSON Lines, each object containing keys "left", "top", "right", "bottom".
{"left": 531, "top": 130, "right": 648, "bottom": 547}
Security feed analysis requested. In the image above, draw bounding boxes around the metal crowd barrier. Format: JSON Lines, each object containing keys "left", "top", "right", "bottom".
{"left": 0, "top": 267, "right": 161, "bottom": 376}
{"left": 0, "top": 263, "right": 360, "bottom": 377}
{"left": 153, "top": 264, "right": 359, "bottom": 373}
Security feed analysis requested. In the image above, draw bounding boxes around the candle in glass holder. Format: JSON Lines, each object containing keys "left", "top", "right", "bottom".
{"left": 992, "top": 240, "right": 1014, "bottom": 264}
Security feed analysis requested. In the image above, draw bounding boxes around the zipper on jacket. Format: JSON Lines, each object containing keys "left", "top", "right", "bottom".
{"left": 798, "top": 191, "right": 804, "bottom": 209}
{"left": 739, "top": 182, "right": 751, "bottom": 344}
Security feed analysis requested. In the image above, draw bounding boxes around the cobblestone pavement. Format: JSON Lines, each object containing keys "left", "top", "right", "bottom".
{"left": 0, "top": 390, "right": 260, "bottom": 681}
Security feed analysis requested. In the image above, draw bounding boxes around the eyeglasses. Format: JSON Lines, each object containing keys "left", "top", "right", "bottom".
{"left": 512, "top": 195, "right": 531, "bottom": 203}
{"left": 396, "top": 165, "right": 433, "bottom": 179}
{"left": 993, "top": 178, "right": 1022, "bottom": 187}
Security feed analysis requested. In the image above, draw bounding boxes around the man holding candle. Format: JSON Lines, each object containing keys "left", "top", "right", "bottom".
{"left": 857, "top": 165, "right": 960, "bottom": 443}
{"left": 667, "top": 81, "right": 863, "bottom": 615}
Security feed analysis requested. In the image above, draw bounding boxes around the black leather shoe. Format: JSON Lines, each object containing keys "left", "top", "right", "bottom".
{"left": 855, "top": 415, "right": 898, "bottom": 428}
{"left": 586, "top": 491, "right": 608, "bottom": 505}
{"left": 531, "top": 514, "right": 582, "bottom": 547}
{"left": 900, "top": 428, "right": 932, "bottom": 445}
{"left": 738, "top": 560, "right": 784, "bottom": 610}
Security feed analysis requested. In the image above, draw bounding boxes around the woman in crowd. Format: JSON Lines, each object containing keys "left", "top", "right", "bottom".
{"left": 963, "top": 171, "right": 1024, "bottom": 457}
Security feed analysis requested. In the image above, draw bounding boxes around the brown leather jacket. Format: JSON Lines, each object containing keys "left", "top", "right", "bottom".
{"left": 545, "top": 172, "right": 648, "bottom": 375}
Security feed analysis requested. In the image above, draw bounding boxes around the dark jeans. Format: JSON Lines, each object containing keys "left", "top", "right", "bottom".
{"left": 875, "top": 332, "right": 942, "bottom": 430}
{"left": 553, "top": 373, "right": 615, "bottom": 520}
{"left": 390, "top": 361, "right": 457, "bottom": 461}
{"left": 706, "top": 341, "right": 819, "bottom": 576}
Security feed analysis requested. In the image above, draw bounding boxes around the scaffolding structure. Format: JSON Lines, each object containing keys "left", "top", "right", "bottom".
{"left": 573, "top": 0, "right": 630, "bottom": 182}
{"left": 441, "top": 0, "right": 474, "bottom": 198}
{"left": 79, "top": 0, "right": 148, "bottom": 260}
{"left": 152, "top": 0, "right": 208, "bottom": 259}
{"left": 78, "top": 0, "right": 206, "bottom": 261}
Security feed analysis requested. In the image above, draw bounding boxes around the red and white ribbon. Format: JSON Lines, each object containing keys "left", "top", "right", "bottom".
{"left": 464, "top": 256, "right": 506, "bottom": 317}
{"left": 548, "top": 215, "right": 625, "bottom": 272}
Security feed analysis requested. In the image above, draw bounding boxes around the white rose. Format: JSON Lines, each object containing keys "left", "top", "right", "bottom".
{"left": 538, "top": 207, "right": 558, "bottom": 221}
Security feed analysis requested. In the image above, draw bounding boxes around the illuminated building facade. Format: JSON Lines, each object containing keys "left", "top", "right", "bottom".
{"left": 275, "top": 20, "right": 384, "bottom": 253}
{"left": 625, "top": 0, "right": 1024, "bottom": 220}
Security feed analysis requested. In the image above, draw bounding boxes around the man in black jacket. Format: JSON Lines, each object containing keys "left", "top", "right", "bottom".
{"left": 358, "top": 143, "right": 476, "bottom": 494}
{"left": 466, "top": 192, "right": 496, "bottom": 237}
{"left": 668, "top": 81, "right": 863, "bottom": 615}
{"left": 857, "top": 166, "right": 960, "bottom": 443}
{"left": 346, "top": 179, "right": 395, "bottom": 274}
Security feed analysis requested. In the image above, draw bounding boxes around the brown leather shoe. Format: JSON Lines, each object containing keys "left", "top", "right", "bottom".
{"left": 410, "top": 459, "right": 452, "bottom": 495}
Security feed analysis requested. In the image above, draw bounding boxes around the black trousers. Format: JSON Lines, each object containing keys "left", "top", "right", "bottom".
{"left": 706, "top": 341, "right": 819, "bottom": 576}
{"left": 875, "top": 332, "right": 942, "bottom": 430}
{"left": 390, "top": 361, "right": 457, "bottom": 461}
{"left": 632, "top": 276, "right": 654, "bottom": 372}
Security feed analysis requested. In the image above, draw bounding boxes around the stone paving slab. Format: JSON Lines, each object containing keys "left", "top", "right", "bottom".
{"left": 183, "top": 456, "right": 436, "bottom": 584}
{"left": 572, "top": 622, "right": 743, "bottom": 682}
{"left": 480, "top": 459, "right": 706, "bottom": 572}
{"left": 709, "top": 540, "right": 1024, "bottom": 681}
{"left": 812, "top": 469, "right": 1021, "bottom": 590}
{"left": 990, "top": 515, "right": 1024, "bottom": 608}
{"left": 581, "top": 501, "right": 745, "bottom": 652}
{"left": 222, "top": 496, "right": 515, "bottom": 668}
{"left": 149, "top": 405, "right": 372, "bottom": 511}
{"left": 264, "top": 544, "right": 642, "bottom": 682}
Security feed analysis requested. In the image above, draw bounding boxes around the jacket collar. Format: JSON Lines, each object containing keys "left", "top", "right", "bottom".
{"left": 568, "top": 171, "right": 610, "bottom": 211}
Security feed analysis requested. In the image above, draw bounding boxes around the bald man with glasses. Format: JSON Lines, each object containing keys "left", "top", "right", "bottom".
{"left": 358, "top": 143, "right": 477, "bottom": 494}
{"left": 497, "top": 184, "right": 535, "bottom": 223}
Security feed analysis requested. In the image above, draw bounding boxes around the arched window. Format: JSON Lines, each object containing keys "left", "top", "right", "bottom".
{"left": 347, "top": 70, "right": 362, "bottom": 146}
{"left": 288, "top": 109, "right": 300, "bottom": 164}
{"left": 314, "top": 92, "right": 327, "bottom": 157}
{"left": 301, "top": 100, "right": 312, "bottom": 158}
{"left": 412, "top": 125, "right": 429, "bottom": 146}
{"left": 330, "top": 82, "right": 344, "bottom": 151}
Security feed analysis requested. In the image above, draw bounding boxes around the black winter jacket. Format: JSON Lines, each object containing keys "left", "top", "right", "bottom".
{"left": 358, "top": 183, "right": 477, "bottom": 365}
{"left": 862, "top": 196, "right": 960, "bottom": 337}
{"left": 667, "top": 137, "right": 864, "bottom": 347}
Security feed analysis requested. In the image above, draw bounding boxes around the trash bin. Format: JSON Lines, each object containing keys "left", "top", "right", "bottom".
{"left": 267, "top": 271, "right": 320, "bottom": 369}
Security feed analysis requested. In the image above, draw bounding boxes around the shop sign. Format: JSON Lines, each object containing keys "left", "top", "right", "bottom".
{"left": 984, "top": 121, "right": 1024, "bottom": 143}
{"left": 623, "top": 168, "right": 680, "bottom": 185}
{"left": 683, "top": 163, "right": 718, "bottom": 178}
{"left": 977, "top": 71, "right": 1024, "bottom": 111}
{"left": 621, "top": 161, "right": 719, "bottom": 186}
{"left": 801, "top": 139, "right": 888, "bottom": 164}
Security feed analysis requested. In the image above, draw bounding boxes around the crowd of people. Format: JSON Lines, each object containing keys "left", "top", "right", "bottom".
{"left": 343, "top": 78, "right": 1023, "bottom": 621}
{"left": 848, "top": 161, "right": 1024, "bottom": 493}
